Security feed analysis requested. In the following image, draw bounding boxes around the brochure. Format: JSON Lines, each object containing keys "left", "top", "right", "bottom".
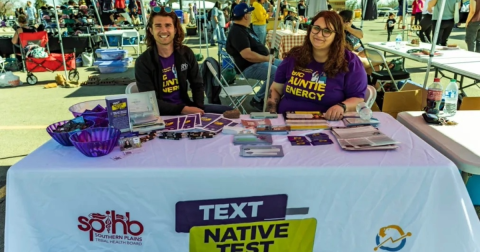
{"left": 331, "top": 126, "right": 399, "bottom": 151}
{"left": 105, "top": 95, "right": 131, "bottom": 133}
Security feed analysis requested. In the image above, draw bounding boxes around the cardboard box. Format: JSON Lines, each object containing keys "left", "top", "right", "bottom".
{"left": 378, "top": 81, "right": 427, "bottom": 118}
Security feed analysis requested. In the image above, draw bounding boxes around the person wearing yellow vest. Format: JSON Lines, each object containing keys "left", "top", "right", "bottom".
{"left": 251, "top": 0, "right": 271, "bottom": 44}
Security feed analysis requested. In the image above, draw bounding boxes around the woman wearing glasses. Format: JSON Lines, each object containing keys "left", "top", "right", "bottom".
{"left": 266, "top": 11, "right": 367, "bottom": 121}
{"left": 135, "top": 6, "right": 233, "bottom": 115}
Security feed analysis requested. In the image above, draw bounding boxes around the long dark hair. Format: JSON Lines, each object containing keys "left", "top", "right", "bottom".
{"left": 145, "top": 9, "right": 185, "bottom": 50}
{"left": 283, "top": 11, "right": 349, "bottom": 78}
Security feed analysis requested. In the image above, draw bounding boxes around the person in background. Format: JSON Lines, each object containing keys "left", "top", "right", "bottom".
{"left": 284, "top": 7, "right": 298, "bottom": 24}
{"left": 251, "top": 0, "right": 271, "bottom": 45}
{"left": 411, "top": 0, "right": 424, "bottom": 27}
{"left": 26, "top": 1, "right": 37, "bottom": 26}
{"left": 128, "top": 0, "right": 139, "bottom": 21}
{"left": 15, "top": 8, "right": 20, "bottom": 18}
{"left": 135, "top": 6, "right": 232, "bottom": 115}
{"left": 267, "top": 11, "right": 367, "bottom": 120}
{"left": 223, "top": 7, "right": 230, "bottom": 28}
{"left": 328, "top": 4, "right": 333, "bottom": 10}
{"left": 428, "top": 0, "right": 460, "bottom": 45}
{"left": 11, "top": 15, "right": 37, "bottom": 44}
{"left": 188, "top": 3, "right": 196, "bottom": 25}
{"left": 339, "top": 10, "right": 378, "bottom": 76}
{"left": 230, "top": 0, "right": 241, "bottom": 21}
{"left": 397, "top": 0, "right": 404, "bottom": 28}
{"left": 210, "top": 2, "right": 227, "bottom": 44}
{"left": 262, "top": 0, "right": 272, "bottom": 12}
{"left": 465, "top": 0, "right": 480, "bottom": 52}
{"left": 418, "top": 0, "right": 433, "bottom": 42}
{"left": 226, "top": 3, "right": 283, "bottom": 111}
{"left": 298, "top": 0, "right": 306, "bottom": 16}
{"left": 281, "top": 0, "right": 290, "bottom": 15}
{"left": 385, "top": 13, "right": 396, "bottom": 41}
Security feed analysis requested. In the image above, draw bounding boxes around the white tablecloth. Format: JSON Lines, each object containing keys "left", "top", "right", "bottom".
{"left": 397, "top": 111, "right": 480, "bottom": 175}
{"left": 6, "top": 112, "right": 480, "bottom": 252}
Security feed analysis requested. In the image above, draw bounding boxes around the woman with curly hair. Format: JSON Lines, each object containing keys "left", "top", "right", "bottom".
{"left": 266, "top": 11, "right": 367, "bottom": 121}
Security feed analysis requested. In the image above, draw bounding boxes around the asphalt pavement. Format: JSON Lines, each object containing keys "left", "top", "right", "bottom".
{"left": 0, "top": 17, "right": 479, "bottom": 251}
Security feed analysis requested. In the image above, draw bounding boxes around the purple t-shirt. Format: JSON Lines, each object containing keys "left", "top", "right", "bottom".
{"left": 159, "top": 55, "right": 182, "bottom": 105}
{"left": 274, "top": 49, "right": 367, "bottom": 113}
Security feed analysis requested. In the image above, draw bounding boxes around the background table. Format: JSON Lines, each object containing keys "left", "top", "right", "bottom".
{"left": 266, "top": 30, "right": 306, "bottom": 59}
{"left": 397, "top": 111, "right": 480, "bottom": 203}
{"left": 5, "top": 112, "right": 480, "bottom": 252}
{"left": 368, "top": 42, "right": 480, "bottom": 93}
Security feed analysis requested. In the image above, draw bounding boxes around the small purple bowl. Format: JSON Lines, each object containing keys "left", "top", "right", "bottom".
{"left": 69, "top": 99, "right": 108, "bottom": 118}
{"left": 46, "top": 119, "right": 95, "bottom": 146}
{"left": 69, "top": 127, "right": 121, "bottom": 157}
{"left": 83, "top": 116, "right": 110, "bottom": 128}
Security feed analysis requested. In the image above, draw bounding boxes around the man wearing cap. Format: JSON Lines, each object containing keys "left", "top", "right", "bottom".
{"left": 226, "top": 3, "right": 282, "bottom": 111}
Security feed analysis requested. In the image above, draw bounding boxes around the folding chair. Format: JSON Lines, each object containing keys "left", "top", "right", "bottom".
{"left": 217, "top": 40, "right": 262, "bottom": 93}
{"left": 206, "top": 61, "right": 253, "bottom": 114}
{"left": 460, "top": 97, "right": 480, "bottom": 110}
{"left": 364, "top": 48, "right": 410, "bottom": 92}
{"left": 122, "top": 30, "right": 140, "bottom": 55}
{"left": 125, "top": 82, "right": 138, "bottom": 94}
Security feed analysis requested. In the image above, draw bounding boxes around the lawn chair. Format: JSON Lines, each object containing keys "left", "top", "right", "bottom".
{"left": 364, "top": 48, "right": 410, "bottom": 92}
{"left": 206, "top": 61, "right": 253, "bottom": 114}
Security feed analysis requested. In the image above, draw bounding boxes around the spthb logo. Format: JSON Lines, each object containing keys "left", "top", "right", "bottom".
{"left": 78, "top": 210, "right": 144, "bottom": 246}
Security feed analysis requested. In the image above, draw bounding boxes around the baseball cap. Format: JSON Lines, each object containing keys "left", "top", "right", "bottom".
{"left": 233, "top": 3, "right": 255, "bottom": 17}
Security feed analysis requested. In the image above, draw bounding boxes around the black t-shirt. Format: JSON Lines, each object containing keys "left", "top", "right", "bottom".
{"left": 386, "top": 18, "right": 396, "bottom": 30}
{"left": 284, "top": 15, "right": 298, "bottom": 23}
{"left": 226, "top": 23, "right": 269, "bottom": 71}
{"left": 297, "top": 3, "right": 306, "bottom": 16}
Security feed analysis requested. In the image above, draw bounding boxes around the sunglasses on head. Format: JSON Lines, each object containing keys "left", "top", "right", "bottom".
{"left": 152, "top": 6, "right": 173, "bottom": 13}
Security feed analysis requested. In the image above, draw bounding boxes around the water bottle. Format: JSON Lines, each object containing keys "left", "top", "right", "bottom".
{"left": 395, "top": 34, "right": 402, "bottom": 50}
{"left": 425, "top": 78, "right": 443, "bottom": 115}
{"left": 443, "top": 79, "right": 458, "bottom": 117}
{"left": 356, "top": 102, "right": 373, "bottom": 120}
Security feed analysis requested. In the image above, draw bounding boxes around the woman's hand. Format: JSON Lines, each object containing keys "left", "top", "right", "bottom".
{"left": 324, "top": 104, "right": 344, "bottom": 121}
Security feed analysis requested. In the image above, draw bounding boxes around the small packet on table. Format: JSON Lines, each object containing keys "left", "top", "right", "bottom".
{"left": 311, "top": 139, "right": 334, "bottom": 145}
{"left": 306, "top": 133, "right": 330, "bottom": 141}
{"left": 288, "top": 136, "right": 310, "bottom": 142}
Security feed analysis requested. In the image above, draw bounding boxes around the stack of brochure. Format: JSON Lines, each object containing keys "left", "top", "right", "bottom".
{"left": 105, "top": 91, "right": 165, "bottom": 134}
{"left": 331, "top": 126, "right": 399, "bottom": 150}
{"left": 126, "top": 91, "right": 165, "bottom": 133}
{"left": 285, "top": 111, "right": 329, "bottom": 130}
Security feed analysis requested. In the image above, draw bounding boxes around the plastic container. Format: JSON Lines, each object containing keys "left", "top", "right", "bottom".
{"left": 443, "top": 79, "right": 458, "bottom": 117}
{"left": 69, "top": 99, "right": 108, "bottom": 118}
{"left": 69, "top": 127, "right": 121, "bottom": 157}
{"left": 93, "top": 57, "right": 133, "bottom": 66}
{"left": 175, "top": 10, "right": 184, "bottom": 24}
{"left": 97, "top": 58, "right": 132, "bottom": 73}
{"left": 46, "top": 119, "right": 95, "bottom": 146}
{"left": 95, "top": 49, "right": 128, "bottom": 60}
{"left": 425, "top": 77, "right": 443, "bottom": 115}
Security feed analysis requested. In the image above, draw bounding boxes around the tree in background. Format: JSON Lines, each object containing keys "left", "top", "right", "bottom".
{"left": 35, "top": 0, "right": 47, "bottom": 10}
{"left": 0, "top": 0, "right": 14, "bottom": 17}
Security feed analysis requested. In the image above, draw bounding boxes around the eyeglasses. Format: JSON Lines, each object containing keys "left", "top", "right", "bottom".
{"left": 311, "top": 25, "right": 335, "bottom": 37}
{"left": 152, "top": 6, "right": 173, "bottom": 13}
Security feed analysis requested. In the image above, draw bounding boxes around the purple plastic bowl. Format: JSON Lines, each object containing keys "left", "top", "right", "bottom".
{"left": 46, "top": 119, "right": 95, "bottom": 146}
{"left": 83, "top": 116, "right": 110, "bottom": 128}
{"left": 69, "top": 127, "right": 121, "bottom": 157}
{"left": 69, "top": 99, "right": 108, "bottom": 118}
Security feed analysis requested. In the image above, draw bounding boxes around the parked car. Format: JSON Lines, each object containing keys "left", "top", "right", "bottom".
{"left": 378, "top": 7, "right": 395, "bottom": 16}
{"left": 393, "top": 5, "right": 413, "bottom": 14}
